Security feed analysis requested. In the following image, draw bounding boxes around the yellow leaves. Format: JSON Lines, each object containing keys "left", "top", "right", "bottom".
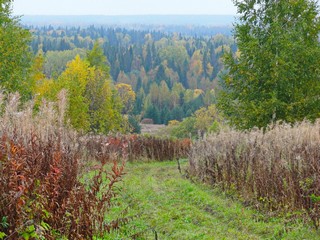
{"left": 193, "top": 89, "right": 204, "bottom": 98}
{"left": 225, "top": 76, "right": 233, "bottom": 85}
{"left": 206, "top": 62, "right": 214, "bottom": 77}
{"left": 235, "top": 50, "right": 241, "bottom": 59}
{"left": 32, "top": 52, "right": 46, "bottom": 81}
{"left": 34, "top": 79, "right": 55, "bottom": 100}
{"left": 116, "top": 71, "right": 130, "bottom": 84}
{"left": 59, "top": 55, "right": 90, "bottom": 91}
{"left": 214, "top": 45, "right": 230, "bottom": 54}
{"left": 116, "top": 83, "right": 136, "bottom": 100}
{"left": 190, "top": 50, "right": 203, "bottom": 76}
{"left": 194, "top": 104, "right": 220, "bottom": 132}
{"left": 58, "top": 55, "right": 92, "bottom": 131}
{"left": 168, "top": 120, "right": 180, "bottom": 126}
{"left": 115, "top": 83, "right": 136, "bottom": 114}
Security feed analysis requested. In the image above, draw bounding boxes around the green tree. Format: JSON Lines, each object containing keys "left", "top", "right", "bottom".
{"left": 85, "top": 43, "right": 123, "bottom": 133}
{"left": 144, "top": 105, "right": 160, "bottom": 124}
{"left": 115, "top": 83, "right": 136, "bottom": 114}
{"left": 218, "top": 0, "right": 320, "bottom": 129}
{"left": 44, "top": 48, "right": 86, "bottom": 78}
{"left": 57, "top": 55, "right": 91, "bottom": 131}
{"left": 170, "top": 117, "right": 197, "bottom": 139}
{"left": 155, "top": 64, "right": 166, "bottom": 85}
{"left": 0, "top": 0, "right": 33, "bottom": 99}
{"left": 194, "top": 104, "right": 221, "bottom": 133}
{"left": 133, "top": 88, "right": 145, "bottom": 115}
{"left": 86, "top": 40, "right": 110, "bottom": 74}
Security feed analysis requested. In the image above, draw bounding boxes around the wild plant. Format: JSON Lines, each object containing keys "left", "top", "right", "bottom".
{"left": 84, "top": 134, "right": 191, "bottom": 162}
{"left": 189, "top": 121, "right": 320, "bottom": 228}
{"left": 0, "top": 90, "right": 126, "bottom": 239}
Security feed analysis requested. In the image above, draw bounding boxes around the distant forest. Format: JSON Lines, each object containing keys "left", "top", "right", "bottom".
{"left": 22, "top": 15, "right": 235, "bottom": 29}
{"left": 29, "top": 25, "right": 237, "bottom": 124}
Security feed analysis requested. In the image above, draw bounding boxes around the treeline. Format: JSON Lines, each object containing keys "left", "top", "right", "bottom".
{"left": 29, "top": 26, "right": 236, "bottom": 124}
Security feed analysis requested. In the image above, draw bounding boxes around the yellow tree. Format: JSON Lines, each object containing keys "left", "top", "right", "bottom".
{"left": 31, "top": 51, "right": 52, "bottom": 107}
{"left": 57, "top": 55, "right": 91, "bottom": 131}
{"left": 86, "top": 68, "right": 123, "bottom": 133}
{"left": 115, "top": 83, "right": 136, "bottom": 114}
{"left": 194, "top": 104, "right": 221, "bottom": 133}
{"left": 159, "top": 81, "right": 170, "bottom": 108}
{"left": 86, "top": 42, "right": 124, "bottom": 133}
{"left": 31, "top": 50, "right": 46, "bottom": 84}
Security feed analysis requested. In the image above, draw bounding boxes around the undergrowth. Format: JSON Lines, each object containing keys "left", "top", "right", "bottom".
{"left": 0, "top": 91, "right": 125, "bottom": 239}
{"left": 84, "top": 134, "right": 191, "bottom": 162}
{"left": 189, "top": 121, "right": 320, "bottom": 228}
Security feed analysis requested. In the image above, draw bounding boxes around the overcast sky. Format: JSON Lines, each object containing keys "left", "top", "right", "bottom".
{"left": 13, "top": 0, "right": 237, "bottom": 15}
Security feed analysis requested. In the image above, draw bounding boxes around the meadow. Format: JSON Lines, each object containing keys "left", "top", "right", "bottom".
{"left": 1, "top": 92, "right": 320, "bottom": 239}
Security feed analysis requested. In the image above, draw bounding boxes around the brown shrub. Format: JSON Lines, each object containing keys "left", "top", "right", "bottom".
{"left": 189, "top": 121, "right": 320, "bottom": 228}
{"left": 0, "top": 91, "right": 126, "bottom": 239}
{"left": 84, "top": 134, "right": 191, "bottom": 162}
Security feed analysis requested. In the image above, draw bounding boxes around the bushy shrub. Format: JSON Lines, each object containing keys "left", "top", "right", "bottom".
{"left": 0, "top": 91, "right": 126, "bottom": 239}
{"left": 169, "top": 117, "right": 197, "bottom": 139}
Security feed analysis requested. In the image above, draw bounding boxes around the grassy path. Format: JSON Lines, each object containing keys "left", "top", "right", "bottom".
{"left": 105, "top": 160, "right": 320, "bottom": 239}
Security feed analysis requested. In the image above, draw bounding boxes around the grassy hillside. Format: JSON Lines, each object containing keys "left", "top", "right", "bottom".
{"left": 104, "top": 160, "right": 320, "bottom": 239}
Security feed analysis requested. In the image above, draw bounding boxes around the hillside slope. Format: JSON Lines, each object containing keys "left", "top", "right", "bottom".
{"left": 105, "top": 160, "right": 320, "bottom": 239}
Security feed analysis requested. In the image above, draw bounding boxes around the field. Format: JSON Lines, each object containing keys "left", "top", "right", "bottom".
{"left": 105, "top": 160, "right": 320, "bottom": 239}
{"left": 140, "top": 124, "right": 167, "bottom": 135}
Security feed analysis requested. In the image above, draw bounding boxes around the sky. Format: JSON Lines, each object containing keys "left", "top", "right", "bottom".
{"left": 13, "top": 0, "right": 237, "bottom": 15}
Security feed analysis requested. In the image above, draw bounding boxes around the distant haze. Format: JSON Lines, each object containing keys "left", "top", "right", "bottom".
{"left": 13, "top": 0, "right": 237, "bottom": 16}
{"left": 20, "top": 15, "right": 236, "bottom": 27}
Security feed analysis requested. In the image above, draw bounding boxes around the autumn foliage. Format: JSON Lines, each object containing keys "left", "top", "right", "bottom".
{"left": 0, "top": 92, "right": 126, "bottom": 239}
{"left": 0, "top": 90, "right": 191, "bottom": 239}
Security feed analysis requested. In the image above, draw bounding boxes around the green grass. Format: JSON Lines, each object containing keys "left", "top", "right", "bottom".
{"left": 102, "top": 160, "right": 320, "bottom": 239}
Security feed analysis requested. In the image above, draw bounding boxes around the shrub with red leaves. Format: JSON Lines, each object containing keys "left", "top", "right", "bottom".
{"left": 0, "top": 131, "right": 126, "bottom": 239}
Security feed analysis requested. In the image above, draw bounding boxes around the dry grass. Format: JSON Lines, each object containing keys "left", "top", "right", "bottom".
{"left": 0, "top": 90, "right": 126, "bottom": 239}
{"left": 140, "top": 123, "right": 166, "bottom": 135}
{"left": 189, "top": 121, "right": 320, "bottom": 228}
{"left": 84, "top": 134, "right": 191, "bottom": 162}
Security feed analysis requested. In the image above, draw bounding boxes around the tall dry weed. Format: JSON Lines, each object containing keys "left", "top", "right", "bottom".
{"left": 0, "top": 90, "right": 126, "bottom": 239}
{"left": 189, "top": 121, "right": 320, "bottom": 228}
{"left": 83, "top": 134, "right": 191, "bottom": 162}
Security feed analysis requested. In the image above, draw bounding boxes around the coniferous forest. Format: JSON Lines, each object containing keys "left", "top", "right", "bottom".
{"left": 29, "top": 25, "right": 236, "bottom": 127}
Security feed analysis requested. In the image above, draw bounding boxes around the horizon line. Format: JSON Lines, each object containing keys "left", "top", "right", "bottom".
{"left": 19, "top": 14, "right": 237, "bottom": 17}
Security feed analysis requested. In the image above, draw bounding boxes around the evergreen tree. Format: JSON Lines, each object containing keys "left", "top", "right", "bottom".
{"left": 86, "top": 41, "right": 110, "bottom": 75}
{"left": 155, "top": 64, "right": 166, "bottom": 85}
{"left": 144, "top": 44, "right": 152, "bottom": 72}
{"left": 144, "top": 105, "right": 160, "bottom": 124}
